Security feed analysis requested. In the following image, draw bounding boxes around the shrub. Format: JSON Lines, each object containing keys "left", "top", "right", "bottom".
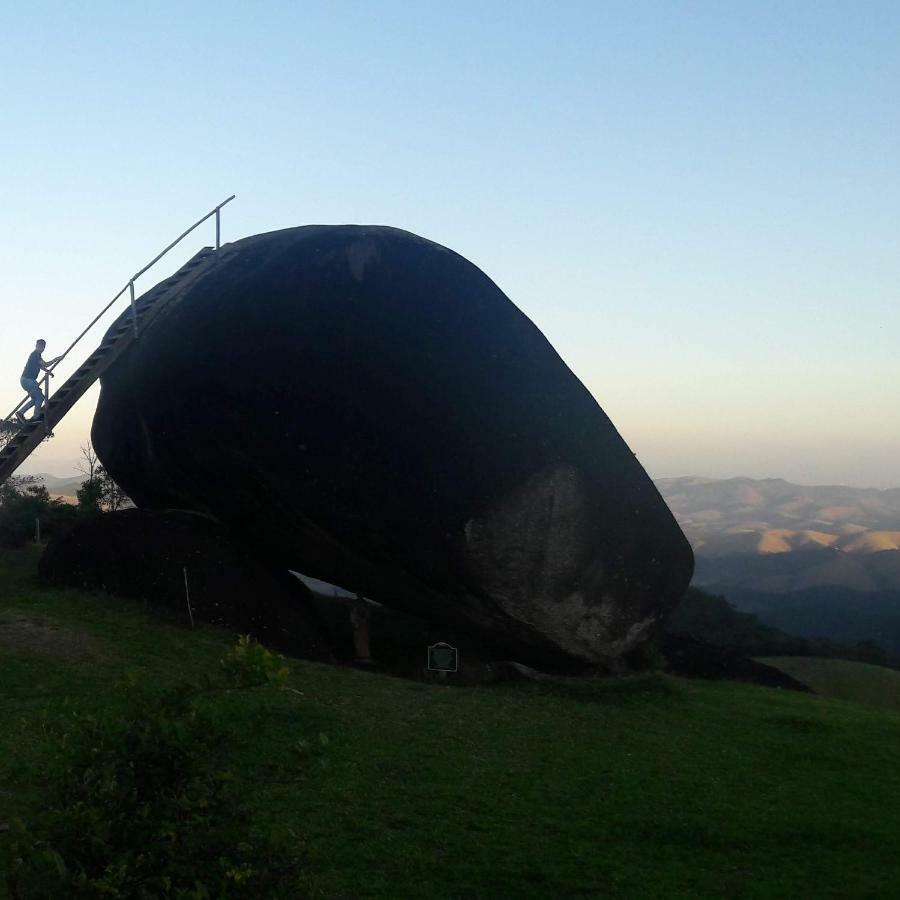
{"left": 75, "top": 477, "right": 104, "bottom": 515}
{"left": 0, "top": 478, "right": 78, "bottom": 547}
{"left": 5, "top": 639, "right": 302, "bottom": 898}
{"left": 75, "top": 466, "right": 129, "bottom": 515}
{"left": 221, "top": 634, "right": 290, "bottom": 688}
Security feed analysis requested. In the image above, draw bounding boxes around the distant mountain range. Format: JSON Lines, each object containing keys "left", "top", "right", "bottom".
{"left": 656, "top": 476, "right": 900, "bottom": 557}
{"left": 31, "top": 473, "right": 84, "bottom": 502}
{"left": 655, "top": 477, "right": 900, "bottom": 653}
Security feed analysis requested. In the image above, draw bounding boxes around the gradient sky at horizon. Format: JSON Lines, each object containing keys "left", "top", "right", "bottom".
{"left": 2, "top": 1, "right": 898, "bottom": 488}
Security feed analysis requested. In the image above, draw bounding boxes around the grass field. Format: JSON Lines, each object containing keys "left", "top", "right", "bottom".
{"left": 760, "top": 656, "right": 900, "bottom": 713}
{"left": 2, "top": 546, "right": 900, "bottom": 898}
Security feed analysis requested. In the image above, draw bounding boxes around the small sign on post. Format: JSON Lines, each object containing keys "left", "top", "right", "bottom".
{"left": 427, "top": 642, "right": 458, "bottom": 673}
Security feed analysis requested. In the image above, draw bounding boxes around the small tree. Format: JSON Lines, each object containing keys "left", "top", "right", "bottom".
{"left": 75, "top": 478, "right": 103, "bottom": 514}
{"left": 76, "top": 442, "right": 101, "bottom": 484}
{"left": 76, "top": 443, "right": 129, "bottom": 514}
{"left": 98, "top": 468, "right": 128, "bottom": 512}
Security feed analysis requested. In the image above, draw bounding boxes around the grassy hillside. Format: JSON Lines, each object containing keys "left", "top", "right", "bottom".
{"left": 760, "top": 656, "right": 900, "bottom": 713}
{"left": 2, "top": 547, "right": 900, "bottom": 897}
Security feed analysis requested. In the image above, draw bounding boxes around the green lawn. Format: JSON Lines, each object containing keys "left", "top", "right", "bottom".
{"left": 2, "top": 546, "right": 900, "bottom": 898}
{"left": 760, "top": 655, "right": 900, "bottom": 714}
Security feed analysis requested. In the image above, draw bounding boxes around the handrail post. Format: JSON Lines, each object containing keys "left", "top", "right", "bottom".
{"left": 43, "top": 374, "right": 50, "bottom": 437}
{"left": 215, "top": 208, "right": 221, "bottom": 250}
{"left": 130, "top": 282, "right": 138, "bottom": 339}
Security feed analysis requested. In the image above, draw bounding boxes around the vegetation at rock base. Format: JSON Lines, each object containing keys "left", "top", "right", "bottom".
{"left": 74, "top": 442, "right": 129, "bottom": 515}
{"left": 2, "top": 547, "right": 900, "bottom": 898}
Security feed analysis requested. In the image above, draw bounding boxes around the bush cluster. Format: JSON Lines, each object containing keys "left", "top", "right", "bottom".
{"left": 220, "top": 634, "right": 290, "bottom": 688}
{"left": 0, "top": 479, "right": 78, "bottom": 548}
{"left": 5, "top": 639, "right": 303, "bottom": 899}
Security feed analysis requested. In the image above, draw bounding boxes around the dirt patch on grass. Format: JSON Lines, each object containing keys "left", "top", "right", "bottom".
{"left": 0, "top": 611, "right": 101, "bottom": 661}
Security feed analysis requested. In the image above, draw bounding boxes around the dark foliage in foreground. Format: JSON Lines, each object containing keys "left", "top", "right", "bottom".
{"left": 5, "top": 638, "right": 302, "bottom": 899}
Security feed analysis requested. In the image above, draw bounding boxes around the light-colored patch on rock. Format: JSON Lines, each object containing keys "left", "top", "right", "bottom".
{"left": 464, "top": 464, "right": 627, "bottom": 664}
{"left": 346, "top": 238, "right": 380, "bottom": 282}
{"left": 0, "top": 611, "right": 101, "bottom": 661}
{"left": 465, "top": 464, "right": 588, "bottom": 601}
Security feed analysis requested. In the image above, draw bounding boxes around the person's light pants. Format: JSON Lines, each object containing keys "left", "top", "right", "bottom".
{"left": 19, "top": 376, "right": 44, "bottom": 418}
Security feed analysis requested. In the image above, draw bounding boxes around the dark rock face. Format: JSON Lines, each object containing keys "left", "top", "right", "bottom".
{"left": 92, "top": 225, "right": 693, "bottom": 671}
{"left": 39, "top": 509, "right": 334, "bottom": 662}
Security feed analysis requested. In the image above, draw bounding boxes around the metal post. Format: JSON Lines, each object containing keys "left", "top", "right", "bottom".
{"left": 183, "top": 567, "right": 194, "bottom": 628}
{"left": 43, "top": 374, "right": 50, "bottom": 436}
{"left": 215, "top": 208, "right": 221, "bottom": 250}
{"left": 129, "top": 282, "right": 138, "bottom": 339}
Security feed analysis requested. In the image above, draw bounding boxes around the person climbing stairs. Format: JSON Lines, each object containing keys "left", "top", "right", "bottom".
{"left": 0, "top": 196, "right": 234, "bottom": 488}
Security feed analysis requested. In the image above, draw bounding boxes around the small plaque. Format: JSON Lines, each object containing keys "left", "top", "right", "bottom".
{"left": 427, "top": 642, "right": 458, "bottom": 672}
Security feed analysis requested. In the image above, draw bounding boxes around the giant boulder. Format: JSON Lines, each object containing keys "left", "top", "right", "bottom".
{"left": 92, "top": 225, "right": 693, "bottom": 671}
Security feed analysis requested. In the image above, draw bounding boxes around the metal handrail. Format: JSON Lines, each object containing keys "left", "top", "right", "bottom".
{"left": 4, "top": 195, "right": 235, "bottom": 424}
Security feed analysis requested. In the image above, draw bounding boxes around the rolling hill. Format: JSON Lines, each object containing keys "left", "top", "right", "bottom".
{"left": 656, "top": 476, "right": 900, "bottom": 655}
{"left": 656, "top": 476, "right": 900, "bottom": 561}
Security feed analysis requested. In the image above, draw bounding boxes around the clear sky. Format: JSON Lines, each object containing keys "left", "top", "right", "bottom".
{"left": 2, "top": 1, "right": 898, "bottom": 488}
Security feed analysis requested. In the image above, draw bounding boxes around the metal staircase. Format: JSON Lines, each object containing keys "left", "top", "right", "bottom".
{"left": 0, "top": 196, "right": 235, "bottom": 487}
